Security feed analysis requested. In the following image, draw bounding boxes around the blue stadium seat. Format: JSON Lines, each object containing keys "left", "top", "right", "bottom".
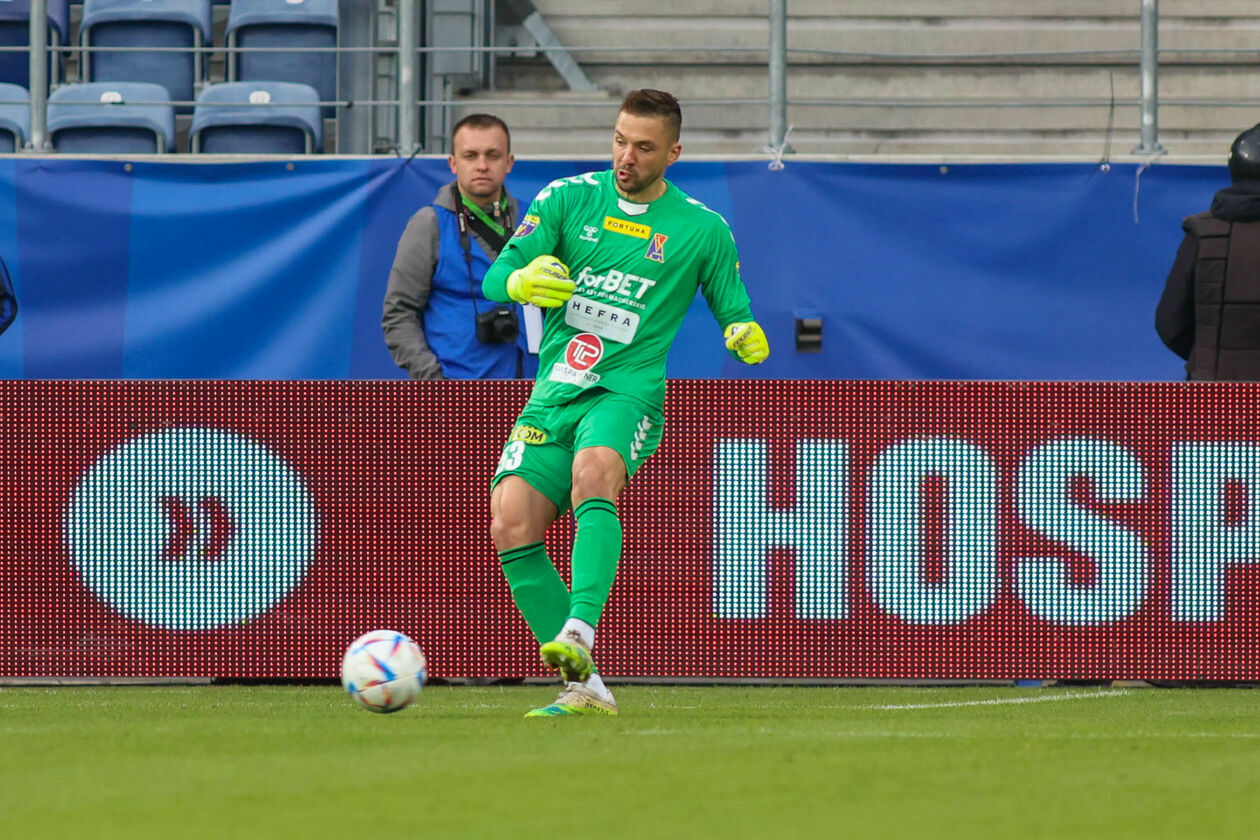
{"left": 47, "top": 82, "right": 176, "bottom": 153}
{"left": 0, "top": 82, "right": 29, "bottom": 151}
{"left": 0, "top": 0, "right": 70, "bottom": 91}
{"left": 80, "top": 0, "right": 212, "bottom": 113}
{"left": 226, "top": 0, "right": 337, "bottom": 116}
{"left": 190, "top": 81, "right": 322, "bottom": 153}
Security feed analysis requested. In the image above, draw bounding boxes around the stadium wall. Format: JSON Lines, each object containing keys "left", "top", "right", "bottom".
{"left": 0, "top": 157, "right": 1218, "bottom": 381}
{"left": 4, "top": 379, "right": 1260, "bottom": 681}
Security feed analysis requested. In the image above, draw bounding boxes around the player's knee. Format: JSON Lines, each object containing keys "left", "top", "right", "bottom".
{"left": 489, "top": 506, "right": 545, "bottom": 552}
{"left": 571, "top": 452, "right": 625, "bottom": 504}
{"left": 489, "top": 511, "right": 524, "bottom": 551}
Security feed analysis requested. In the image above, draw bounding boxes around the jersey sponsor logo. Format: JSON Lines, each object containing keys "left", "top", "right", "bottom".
{"left": 565, "top": 333, "right": 604, "bottom": 371}
{"left": 644, "top": 233, "right": 668, "bottom": 263}
{"left": 575, "top": 266, "right": 657, "bottom": 301}
{"left": 547, "top": 364, "right": 602, "bottom": 389}
{"left": 509, "top": 425, "right": 549, "bottom": 445}
{"left": 513, "top": 214, "right": 540, "bottom": 238}
{"left": 580, "top": 224, "right": 600, "bottom": 243}
{"left": 603, "top": 216, "right": 651, "bottom": 239}
{"left": 565, "top": 297, "right": 640, "bottom": 343}
{"left": 548, "top": 335, "right": 604, "bottom": 388}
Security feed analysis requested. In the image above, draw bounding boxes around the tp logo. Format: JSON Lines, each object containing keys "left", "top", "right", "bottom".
{"left": 65, "top": 428, "right": 317, "bottom": 630}
{"left": 565, "top": 333, "right": 604, "bottom": 371}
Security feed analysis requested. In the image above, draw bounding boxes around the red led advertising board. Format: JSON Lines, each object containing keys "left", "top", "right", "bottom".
{"left": 2, "top": 380, "right": 1260, "bottom": 681}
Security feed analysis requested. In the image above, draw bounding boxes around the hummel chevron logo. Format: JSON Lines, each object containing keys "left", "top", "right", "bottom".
{"left": 630, "top": 416, "right": 653, "bottom": 461}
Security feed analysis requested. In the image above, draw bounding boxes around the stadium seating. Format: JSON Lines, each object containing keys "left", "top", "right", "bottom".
{"left": 226, "top": 0, "right": 338, "bottom": 116}
{"left": 47, "top": 82, "right": 176, "bottom": 153}
{"left": 80, "top": 0, "right": 213, "bottom": 113}
{"left": 189, "top": 81, "right": 322, "bottom": 153}
{"left": 0, "top": 0, "right": 69, "bottom": 91}
{"left": 0, "top": 82, "right": 29, "bottom": 151}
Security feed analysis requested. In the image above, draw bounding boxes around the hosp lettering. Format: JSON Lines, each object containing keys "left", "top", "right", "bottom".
{"left": 714, "top": 436, "right": 1260, "bottom": 626}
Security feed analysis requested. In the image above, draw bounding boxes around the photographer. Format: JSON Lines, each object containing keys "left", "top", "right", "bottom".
{"left": 383, "top": 114, "right": 537, "bottom": 379}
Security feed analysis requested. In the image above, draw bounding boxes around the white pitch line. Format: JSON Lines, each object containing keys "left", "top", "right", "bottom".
{"left": 618, "top": 728, "right": 1260, "bottom": 740}
{"left": 866, "top": 689, "right": 1131, "bottom": 710}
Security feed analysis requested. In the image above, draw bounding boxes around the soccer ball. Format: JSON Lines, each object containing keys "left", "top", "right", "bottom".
{"left": 340, "top": 629, "right": 427, "bottom": 713}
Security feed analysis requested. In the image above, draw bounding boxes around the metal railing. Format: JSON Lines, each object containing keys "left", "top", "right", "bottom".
{"left": 9, "top": 0, "right": 406, "bottom": 153}
{"left": 1, "top": 0, "right": 1189, "bottom": 156}
{"left": 1135, "top": 0, "right": 1163, "bottom": 155}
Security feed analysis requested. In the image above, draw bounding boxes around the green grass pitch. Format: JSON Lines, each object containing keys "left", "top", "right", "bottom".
{"left": 2, "top": 684, "right": 1257, "bottom": 839}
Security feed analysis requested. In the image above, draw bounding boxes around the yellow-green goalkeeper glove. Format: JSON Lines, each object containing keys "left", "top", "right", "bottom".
{"left": 506, "top": 256, "right": 575, "bottom": 308}
{"left": 724, "top": 321, "right": 770, "bottom": 364}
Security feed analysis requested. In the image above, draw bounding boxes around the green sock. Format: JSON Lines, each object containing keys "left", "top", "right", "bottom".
{"left": 569, "top": 497, "right": 623, "bottom": 628}
{"left": 498, "top": 542, "right": 569, "bottom": 644}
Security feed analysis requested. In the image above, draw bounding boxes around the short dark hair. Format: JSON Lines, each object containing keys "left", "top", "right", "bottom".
{"left": 451, "top": 113, "right": 511, "bottom": 153}
{"left": 619, "top": 89, "right": 681, "bottom": 143}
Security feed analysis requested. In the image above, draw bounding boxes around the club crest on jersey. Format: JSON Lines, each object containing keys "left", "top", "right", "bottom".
{"left": 644, "top": 233, "right": 668, "bottom": 263}
{"left": 514, "top": 214, "right": 540, "bottom": 238}
{"left": 603, "top": 216, "right": 651, "bottom": 239}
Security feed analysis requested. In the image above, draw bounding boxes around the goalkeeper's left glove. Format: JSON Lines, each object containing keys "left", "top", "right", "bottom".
{"left": 724, "top": 321, "right": 770, "bottom": 364}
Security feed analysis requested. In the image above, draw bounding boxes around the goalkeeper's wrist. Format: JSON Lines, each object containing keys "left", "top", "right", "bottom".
{"left": 481, "top": 260, "right": 515, "bottom": 303}
{"left": 505, "top": 268, "right": 528, "bottom": 304}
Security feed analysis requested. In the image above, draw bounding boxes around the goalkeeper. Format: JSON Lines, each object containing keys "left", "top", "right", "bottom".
{"left": 482, "top": 89, "right": 769, "bottom": 717}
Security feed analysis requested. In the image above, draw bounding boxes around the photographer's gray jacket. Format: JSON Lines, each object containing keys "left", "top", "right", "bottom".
{"left": 382, "top": 181, "right": 530, "bottom": 379}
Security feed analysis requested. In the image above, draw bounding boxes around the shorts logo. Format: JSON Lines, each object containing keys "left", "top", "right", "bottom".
{"left": 644, "top": 233, "right": 667, "bottom": 263}
{"left": 565, "top": 333, "right": 604, "bottom": 371}
{"left": 630, "top": 415, "right": 653, "bottom": 462}
{"left": 514, "top": 214, "right": 540, "bottom": 238}
{"left": 603, "top": 216, "right": 651, "bottom": 239}
{"left": 509, "top": 425, "right": 548, "bottom": 445}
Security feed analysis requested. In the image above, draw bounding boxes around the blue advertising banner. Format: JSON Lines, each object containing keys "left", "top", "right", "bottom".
{"left": 0, "top": 157, "right": 1219, "bottom": 380}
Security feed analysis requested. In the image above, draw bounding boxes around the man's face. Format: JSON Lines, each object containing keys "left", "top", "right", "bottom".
{"left": 448, "top": 125, "right": 514, "bottom": 201}
{"left": 611, "top": 111, "right": 680, "bottom": 199}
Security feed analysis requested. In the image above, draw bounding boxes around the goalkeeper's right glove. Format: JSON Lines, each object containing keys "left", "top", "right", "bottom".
{"left": 506, "top": 255, "right": 575, "bottom": 308}
{"left": 724, "top": 321, "right": 770, "bottom": 364}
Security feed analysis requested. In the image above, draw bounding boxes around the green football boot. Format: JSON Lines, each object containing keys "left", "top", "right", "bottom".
{"left": 538, "top": 633, "right": 595, "bottom": 683}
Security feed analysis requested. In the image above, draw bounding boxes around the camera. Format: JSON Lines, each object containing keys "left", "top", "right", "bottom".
{"left": 476, "top": 305, "right": 520, "bottom": 344}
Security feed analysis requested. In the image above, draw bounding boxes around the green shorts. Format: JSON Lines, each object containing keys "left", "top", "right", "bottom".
{"left": 491, "top": 388, "right": 665, "bottom": 512}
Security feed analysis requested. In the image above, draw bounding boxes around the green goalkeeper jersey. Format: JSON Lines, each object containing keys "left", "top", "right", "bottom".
{"left": 483, "top": 169, "right": 754, "bottom": 407}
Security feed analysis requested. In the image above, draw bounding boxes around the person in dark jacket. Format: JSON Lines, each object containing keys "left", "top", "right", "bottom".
{"left": 382, "top": 113, "right": 537, "bottom": 380}
{"left": 1156, "top": 123, "right": 1260, "bottom": 380}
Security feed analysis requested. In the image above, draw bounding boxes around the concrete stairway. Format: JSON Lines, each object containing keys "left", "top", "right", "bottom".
{"left": 454, "top": 0, "right": 1260, "bottom": 159}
